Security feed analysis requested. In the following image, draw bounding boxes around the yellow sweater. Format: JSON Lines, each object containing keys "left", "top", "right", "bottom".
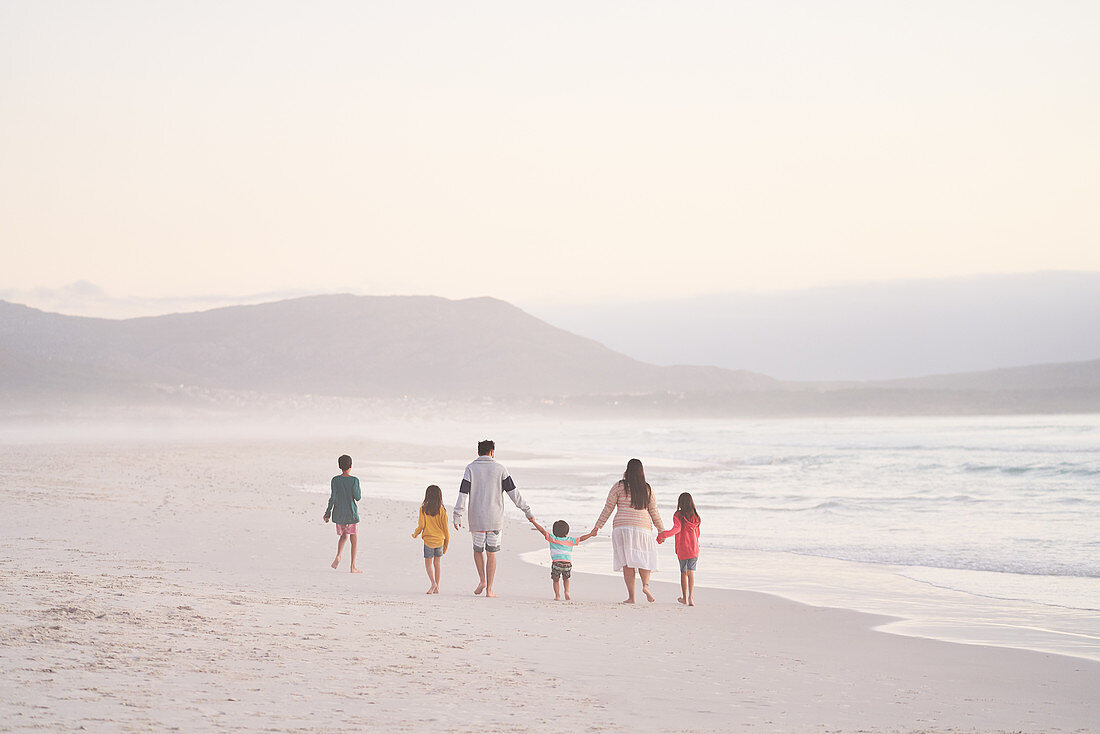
{"left": 412, "top": 506, "right": 450, "bottom": 552}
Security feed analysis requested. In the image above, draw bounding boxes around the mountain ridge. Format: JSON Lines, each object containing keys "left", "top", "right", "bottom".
{"left": 525, "top": 271, "right": 1100, "bottom": 381}
{"left": 2, "top": 294, "right": 1098, "bottom": 414}
{"left": 0, "top": 294, "right": 776, "bottom": 401}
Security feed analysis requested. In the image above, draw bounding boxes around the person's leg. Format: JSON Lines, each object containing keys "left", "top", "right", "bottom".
{"left": 622, "top": 566, "right": 636, "bottom": 603}
{"left": 349, "top": 534, "right": 362, "bottom": 573}
{"left": 332, "top": 533, "right": 348, "bottom": 569}
{"left": 484, "top": 530, "right": 501, "bottom": 597}
{"left": 424, "top": 557, "right": 435, "bottom": 593}
{"left": 433, "top": 556, "right": 442, "bottom": 593}
{"left": 563, "top": 574, "right": 571, "bottom": 601}
{"left": 552, "top": 577, "right": 561, "bottom": 601}
{"left": 472, "top": 531, "right": 487, "bottom": 594}
{"left": 639, "top": 568, "right": 654, "bottom": 602}
{"left": 484, "top": 552, "right": 498, "bottom": 597}
{"left": 687, "top": 569, "right": 695, "bottom": 606}
{"left": 473, "top": 550, "right": 486, "bottom": 594}
{"left": 678, "top": 570, "right": 688, "bottom": 604}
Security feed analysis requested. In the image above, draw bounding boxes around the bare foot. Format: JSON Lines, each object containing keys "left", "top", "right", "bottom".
{"left": 432, "top": 588, "right": 440, "bottom": 594}
{"left": 564, "top": 593, "right": 571, "bottom": 601}
{"left": 350, "top": 567, "right": 362, "bottom": 574}
{"left": 331, "top": 557, "right": 340, "bottom": 569}
{"left": 677, "top": 597, "right": 687, "bottom": 605}
{"left": 688, "top": 599, "right": 695, "bottom": 606}
{"left": 486, "top": 590, "right": 498, "bottom": 598}
{"left": 554, "top": 596, "right": 561, "bottom": 601}
{"left": 426, "top": 587, "right": 435, "bottom": 594}
{"left": 642, "top": 585, "right": 655, "bottom": 603}
{"left": 622, "top": 598, "right": 636, "bottom": 604}
{"left": 474, "top": 582, "right": 485, "bottom": 595}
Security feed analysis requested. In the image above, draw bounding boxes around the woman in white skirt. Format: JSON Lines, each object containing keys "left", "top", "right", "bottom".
{"left": 592, "top": 458, "right": 666, "bottom": 603}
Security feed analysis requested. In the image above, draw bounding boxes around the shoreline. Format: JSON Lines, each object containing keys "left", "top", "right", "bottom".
{"left": 2, "top": 437, "right": 1098, "bottom": 731}
{"left": 530, "top": 546, "right": 1100, "bottom": 665}
{"left": 286, "top": 428, "right": 1100, "bottom": 667}
{"left": 5, "top": 414, "right": 1098, "bottom": 663}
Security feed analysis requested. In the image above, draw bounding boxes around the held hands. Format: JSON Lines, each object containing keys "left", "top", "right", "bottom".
{"left": 323, "top": 514, "right": 330, "bottom": 523}
{"left": 525, "top": 518, "right": 555, "bottom": 542}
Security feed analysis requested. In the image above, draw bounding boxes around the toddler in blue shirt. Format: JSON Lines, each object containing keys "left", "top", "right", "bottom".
{"left": 532, "top": 519, "right": 594, "bottom": 601}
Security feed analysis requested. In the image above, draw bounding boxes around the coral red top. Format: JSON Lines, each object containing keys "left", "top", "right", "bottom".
{"left": 657, "top": 512, "right": 700, "bottom": 560}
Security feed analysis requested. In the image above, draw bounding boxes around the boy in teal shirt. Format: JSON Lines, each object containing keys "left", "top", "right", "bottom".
{"left": 323, "top": 454, "right": 362, "bottom": 573}
{"left": 532, "top": 519, "right": 594, "bottom": 601}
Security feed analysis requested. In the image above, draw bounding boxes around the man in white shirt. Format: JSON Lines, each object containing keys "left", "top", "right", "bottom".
{"left": 453, "top": 439, "right": 538, "bottom": 597}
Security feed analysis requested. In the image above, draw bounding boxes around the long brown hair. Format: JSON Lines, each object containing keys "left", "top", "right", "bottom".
{"left": 622, "top": 458, "right": 651, "bottom": 510}
{"left": 422, "top": 484, "right": 443, "bottom": 517}
{"left": 676, "top": 492, "right": 700, "bottom": 523}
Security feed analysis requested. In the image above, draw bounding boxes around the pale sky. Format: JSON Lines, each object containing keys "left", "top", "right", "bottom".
{"left": 2, "top": 1, "right": 1098, "bottom": 315}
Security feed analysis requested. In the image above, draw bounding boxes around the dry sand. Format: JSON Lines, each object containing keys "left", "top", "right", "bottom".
{"left": 1, "top": 438, "right": 1097, "bottom": 733}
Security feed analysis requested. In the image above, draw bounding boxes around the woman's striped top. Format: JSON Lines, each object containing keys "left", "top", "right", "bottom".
{"left": 594, "top": 480, "right": 665, "bottom": 533}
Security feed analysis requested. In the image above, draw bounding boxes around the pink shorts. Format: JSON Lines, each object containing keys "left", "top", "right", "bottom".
{"left": 336, "top": 523, "right": 357, "bottom": 536}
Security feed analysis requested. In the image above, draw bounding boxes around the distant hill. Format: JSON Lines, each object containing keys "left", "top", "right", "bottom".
{"left": 0, "top": 295, "right": 775, "bottom": 403}
{"left": 879, "top": 359, "right": 1100, "bottom": 392}
{"left": 3, "top": 294, "right": 1098, "bottom": 416}
{"left": 525, "top": 272, "right": 1100, "bottom": 381}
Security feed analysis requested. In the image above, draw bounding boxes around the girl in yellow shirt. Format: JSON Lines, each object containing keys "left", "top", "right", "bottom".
{"left": 412, "top": 485, "right": 449, "bottom": 594}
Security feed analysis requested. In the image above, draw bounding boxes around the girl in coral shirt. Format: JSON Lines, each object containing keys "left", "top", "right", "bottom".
{"left": 657, "top": 492, "right": 701, "bottom": 606}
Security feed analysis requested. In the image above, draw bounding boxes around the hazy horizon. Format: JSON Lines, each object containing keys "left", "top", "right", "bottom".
{"left": 3, "top": 268, "right": 1098, "bottom": 319}
{"left": 3, "top": 2, "right": 1099, "bottom": 388}
{"left": 3, "top": 1, "right": 1099, "bottom": 307}
{"left": 528, "top": 271, "right": 1100, "bottom": 381}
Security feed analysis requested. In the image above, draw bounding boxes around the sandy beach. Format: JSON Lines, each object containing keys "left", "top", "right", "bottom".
{"left": 1, "top": 436, "right": 1098, "bottom": 733}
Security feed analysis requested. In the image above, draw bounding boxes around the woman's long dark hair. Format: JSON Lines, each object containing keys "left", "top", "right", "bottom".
{"left": 622, "top": 458, "right": 651, "bottom": 510}
{"left": 422, "top": 484, "right": 443, "bottom": 517}
{"left": 676, "top": 492, "right": 700, "bottom": 523}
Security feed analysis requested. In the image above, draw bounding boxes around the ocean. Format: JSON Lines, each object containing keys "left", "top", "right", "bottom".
{"left": 352, "top": 413, "right": 1100, "bottom": 662}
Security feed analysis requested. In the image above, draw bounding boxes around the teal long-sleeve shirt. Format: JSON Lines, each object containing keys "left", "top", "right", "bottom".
{"left": 325, "top": 474, "right": 361, "bottom": 525}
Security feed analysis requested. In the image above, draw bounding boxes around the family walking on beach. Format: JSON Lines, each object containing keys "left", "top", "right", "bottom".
{"left": 323, "top": 440, "right": 702, "bottom": 605}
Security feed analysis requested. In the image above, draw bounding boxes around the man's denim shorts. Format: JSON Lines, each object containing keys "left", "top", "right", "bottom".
{"left": 679, "top": 557, "right": 698, "bottom": 572}
{"left": 423, "top": 544, "right": 444, "bottom": 558}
